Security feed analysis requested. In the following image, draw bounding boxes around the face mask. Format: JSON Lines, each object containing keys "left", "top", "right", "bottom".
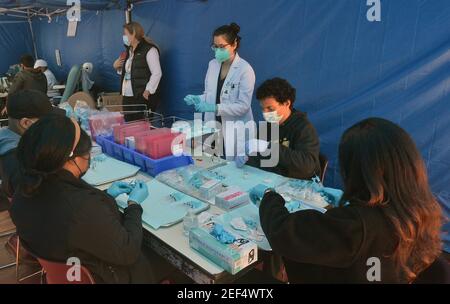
{"left": 215, "top": 48, "right": 231, "bottom": 63}
{"left": 123, "top": 35, "right": 130, "bottom": 47}
{"left": 72, "top": 156, "right": 90, "bottom": 178}
{"left": 263, "top": 111, "right": 283, "bottom": 124}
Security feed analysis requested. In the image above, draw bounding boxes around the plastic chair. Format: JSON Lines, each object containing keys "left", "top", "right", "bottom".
{"left": 8, "top": 235, "right": 43, "bottom": 282}
{"left": 319, "top": 153, "right": 329, "bottom": 184}
{"left": 19, "top": 238, "right": 95, "bottom": 284}
{"left": 37, "top": 258, "right": 95, "bottom": 284}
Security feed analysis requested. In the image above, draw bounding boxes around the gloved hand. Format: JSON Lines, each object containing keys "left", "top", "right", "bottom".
{"left": 235, "top": 155, "right": 249, "bottom": 168}
{"left": 194, "top": 102, "right": 216, "bottom": 113}
{"left": 107, "top": 181, "right": 133, "bottom": 198}
{"left": 184, "top": 95, "right": 202, "bottom": 106}
{"left": 249, "top": 184, "right": 271, "bottom": 207}
{"left": 128, "top": 180, "right": 149, "bottom": 204}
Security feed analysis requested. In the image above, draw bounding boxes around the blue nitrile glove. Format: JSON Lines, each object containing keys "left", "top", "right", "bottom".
{"left": 194, "top": 102, "right": 216, "bottom": 113}
{"left": 249, "top": 184, "right": 271, "bottom": 207}
{"left": 235, "top": 155, "right": 249, "bottom": 168}
{"left": 179, "top": 169, "right": 203, "bottom": 189}
{"left": 184, "top": 95, "right": 202, "bottom": 106}
{"left": 210, "top": 223, "right": 236, "bottom": 244}
{"left": 128, "top": 181, "right": 149, "bottom": 204}
{"left": 107, "top": 181, "right": 133, "bottom": 198}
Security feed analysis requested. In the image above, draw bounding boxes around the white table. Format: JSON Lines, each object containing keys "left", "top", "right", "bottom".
{"left": 96, "top": 170, "right": 258, "bottom": 284}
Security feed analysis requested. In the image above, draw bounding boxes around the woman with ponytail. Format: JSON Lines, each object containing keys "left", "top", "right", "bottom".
{"left": 10, "top": 114, "right": 156, "bottom": 283}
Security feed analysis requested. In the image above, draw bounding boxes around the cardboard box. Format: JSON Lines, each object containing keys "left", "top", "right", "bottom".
{"left": 101, "top": 93, "right": 123, "bottom": 112}
{"left": 215, "top": 187, "right": 249, "bottom": 210}
{"left": 189, "top": 223, "right": 258, "bottom": 275}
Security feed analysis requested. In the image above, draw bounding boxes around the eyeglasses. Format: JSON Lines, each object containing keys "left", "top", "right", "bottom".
{"left": 211, "top": 43, "right": 230, "bottom": 51}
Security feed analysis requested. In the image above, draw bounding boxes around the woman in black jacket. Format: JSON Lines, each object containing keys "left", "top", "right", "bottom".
{"left": 10, "top": 114, "right": 155, "bottom": 283}
{"left": 258, "top": 118, "right": 443, "bottom": 283}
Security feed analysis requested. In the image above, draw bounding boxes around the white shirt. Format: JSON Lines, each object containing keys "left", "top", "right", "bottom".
{"left": 44, "top": 69, "right": 59, "bottom": 98}
{"left": 121, "top": 47, "right": 162, "bottom": 97}
{"left": 44, "top": 69, "right": 58, "bottom": 88}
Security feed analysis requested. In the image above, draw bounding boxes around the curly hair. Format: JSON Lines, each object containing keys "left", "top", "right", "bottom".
{"left": 256, "top": 78, "right": 296, "bottom": 109}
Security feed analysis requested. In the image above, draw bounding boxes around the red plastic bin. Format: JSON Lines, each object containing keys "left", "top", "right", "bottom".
{"left": 113, "top": 121, "right": 151, "bottom": 145}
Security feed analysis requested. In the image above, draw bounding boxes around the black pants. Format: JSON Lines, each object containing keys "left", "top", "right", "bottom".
{"left": 122, "top": 94, "right": 158, "bottom": 122}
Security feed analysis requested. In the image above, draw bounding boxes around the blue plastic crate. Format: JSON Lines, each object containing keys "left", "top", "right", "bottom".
{"left": 95, "top": 136, "right": 193, "bottom": 177}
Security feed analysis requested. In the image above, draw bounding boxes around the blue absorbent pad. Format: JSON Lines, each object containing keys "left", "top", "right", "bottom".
{"left": 82, "top": 153, "right": 140, "bottom": 186}
{"left": 207, "top": 162, "right": 288, "bottom": 192}
{"left": 116, "top": 179, "right": 209, "bottom": 229}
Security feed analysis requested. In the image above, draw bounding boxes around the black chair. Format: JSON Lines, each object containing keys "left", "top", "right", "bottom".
{"left": 319, "top": 153, "right": 329, "bottom": 183}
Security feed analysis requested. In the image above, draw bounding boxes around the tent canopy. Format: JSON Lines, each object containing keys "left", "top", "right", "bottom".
{"left": 0, "top": 0, "right": 127, "bottom": 11}
{"left": 0, "top": 0, "right": 140, "bottom": 20}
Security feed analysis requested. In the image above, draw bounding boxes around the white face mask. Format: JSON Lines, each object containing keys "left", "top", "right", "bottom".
{"left": 123, "top": 35, "right": 130, "bottom": 46}
{"left": 263, "top": 111, "right": 283, "bottom": 124}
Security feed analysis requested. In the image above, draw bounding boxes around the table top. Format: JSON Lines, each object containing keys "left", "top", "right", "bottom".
{"left": 96, "top": 171, "right": 227, "bottom": 276}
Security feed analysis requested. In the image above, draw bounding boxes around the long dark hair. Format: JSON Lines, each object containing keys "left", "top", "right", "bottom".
{"left": 339, "top": 118, "right": 442, "bottom": 282}
{"left": 17, "top": 114, "right": 92, "bottom": 196}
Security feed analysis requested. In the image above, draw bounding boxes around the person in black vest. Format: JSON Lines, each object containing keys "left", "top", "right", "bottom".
{"left": 113, "top": 22, "right": 162, "bottom": 121}
{"left": 255, "top": 118, "right": 445, "bottom": 283}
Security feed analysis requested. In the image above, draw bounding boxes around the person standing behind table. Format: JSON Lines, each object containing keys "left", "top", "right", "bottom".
{"left": 34, "top": 59, "right": 59, "bottom": 98}
{"left": 8, "top": 55, "right": 47, "bottom": 96}
{"left": 184, "top": 23, "right": 256, "bottom": 160}
{"left": 113, "top": 22, "right": 162, "bottom": 122}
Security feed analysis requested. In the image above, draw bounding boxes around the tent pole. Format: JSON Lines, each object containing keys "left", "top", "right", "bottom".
{"left": 126, "top": 1, "right": 132, "bottom": 23}
{"left": 27, "top": 10, "right": 38, "bottom": 59}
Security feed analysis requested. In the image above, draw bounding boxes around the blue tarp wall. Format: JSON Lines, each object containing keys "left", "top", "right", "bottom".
{"left": 0, "top": 17, "right": 34, "bottom": 73}
{"left": 1, "top": 0, "right": 449, "bottom": 193}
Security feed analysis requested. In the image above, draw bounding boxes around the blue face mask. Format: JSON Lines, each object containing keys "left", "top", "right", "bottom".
{"left": 215, "top": 48, "right": 231, "bottom": 63}
{"left": 123, "top": 35, "right": 130, "bottom": 47}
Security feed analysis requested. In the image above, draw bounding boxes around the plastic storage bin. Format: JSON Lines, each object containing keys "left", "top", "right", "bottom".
{"left": 113, "top": 121, "right": 151, "bottom": 145}
{"left": 88, "top": 112, "right": 125, "bottom": 140}
{"left": 95, "top": 135, "right": 193, "bottom": 176}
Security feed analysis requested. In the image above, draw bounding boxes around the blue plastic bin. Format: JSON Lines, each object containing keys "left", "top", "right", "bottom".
{"left": 95, "top": 136, "right": 194, "bottom": 177}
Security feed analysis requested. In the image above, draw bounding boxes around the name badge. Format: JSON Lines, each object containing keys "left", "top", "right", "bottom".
{"left": 124, "top": 72, "right": 131, "bottom": 80}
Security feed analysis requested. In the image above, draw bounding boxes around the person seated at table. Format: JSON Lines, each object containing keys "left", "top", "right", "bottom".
{"left": 254, "top": 118, "right": 446, "bottom": 283}
{"left": 0, "top": 90, "right": 61, "bottom": 205}
{"left": 235, "top": 77, "right": 321, "bottom": 180}
{"left": 10, "top": 114, "right": 156, "bottom": 283}
{"left": 34, "top": 59, "right": 59, "bottom": 98}
{"left": 8, "top": 55, "right": 47, "bottom": 96}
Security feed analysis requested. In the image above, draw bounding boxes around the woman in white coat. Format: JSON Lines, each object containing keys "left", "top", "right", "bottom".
{"left": 185, "top": 23, "right": 256, "bottom": 160}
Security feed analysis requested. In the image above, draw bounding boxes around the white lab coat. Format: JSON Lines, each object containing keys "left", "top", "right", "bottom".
{"left": 199, "top": 53, "right": 256, "bottom": 159}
